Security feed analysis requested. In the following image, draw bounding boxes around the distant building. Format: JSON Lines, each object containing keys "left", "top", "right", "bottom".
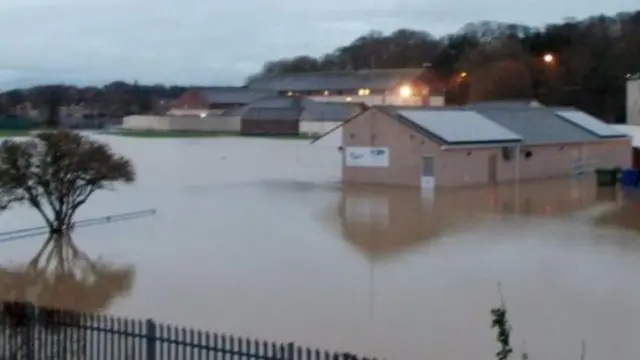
{"left": 152, "top": 98, "right": 175, "bottom": 115}
{"left": 338, "top": 102, "right": 631, "bottom": 188}
{"left": 14, "top": 102, "right": 40, "bottom": 119}
{"left": 627, "top": 74, "right": 640, "bottom": 125}
{"left": 299, "top": 100, "right": 365, "bottom": 143}
{"left": 246, "top": 68, "right": 446, "bottom": 107}
{"left": 169, "top": 87, "right": 277, "bottom": 116}
{"left": 227, "top": 96, "right": 364, "bottom": 142}
{"left": 60, "top": 104, "right": 97, "bottom": 119}
{"left": 240, "top": 107, "right": 302, "bottom": 136}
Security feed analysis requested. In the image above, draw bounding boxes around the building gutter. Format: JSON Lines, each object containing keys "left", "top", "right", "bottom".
{"left": 439, "top": 142, "right": 522, "bottom": 150}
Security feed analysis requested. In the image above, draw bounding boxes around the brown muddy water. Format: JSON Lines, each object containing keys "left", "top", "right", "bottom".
{"left": 1, "top": 135, "right": 640, "bottom": 359}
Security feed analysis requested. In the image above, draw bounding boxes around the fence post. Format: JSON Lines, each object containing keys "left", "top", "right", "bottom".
{"left": 286, "top": 342, "right": 295, "bottom": 360}
{"left": 23, "top": 302, "right": 35, "bottom": 360}
{"left": 146, "top": 319, "right": 157, "bottom": 360}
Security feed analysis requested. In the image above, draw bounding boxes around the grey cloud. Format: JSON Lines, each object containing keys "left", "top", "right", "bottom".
{"left": 0, "top": 0, "right": 638, "bottom": 88}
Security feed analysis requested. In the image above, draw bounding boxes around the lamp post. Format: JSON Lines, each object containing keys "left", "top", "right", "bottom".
{"left": 542, "top": 53, "right": 555, "bottom": 64}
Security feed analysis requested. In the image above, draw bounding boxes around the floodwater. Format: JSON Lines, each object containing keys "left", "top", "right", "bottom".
{"left": 1, "top": 135, "right": 640, "bottom": 360}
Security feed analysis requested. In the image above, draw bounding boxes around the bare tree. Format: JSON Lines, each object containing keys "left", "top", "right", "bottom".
{"left": 0, "top": 131, "right": 135, "bottom": 235}
{"left": 469, "top": 59, "right": 534, "bottom": 101}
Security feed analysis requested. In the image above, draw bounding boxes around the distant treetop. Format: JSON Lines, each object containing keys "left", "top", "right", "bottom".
{"left": 247, "top": 11, "right": 640, "bottom": 121}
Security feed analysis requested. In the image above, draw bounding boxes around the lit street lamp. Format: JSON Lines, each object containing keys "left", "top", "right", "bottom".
{"left": 398, "top": 85, "right": 413, "bottom": 98}
{"left": 543, "top": 53, "right": 555, "bottom": 64}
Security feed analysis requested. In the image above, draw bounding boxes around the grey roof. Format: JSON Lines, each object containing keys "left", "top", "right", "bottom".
{"left": 223, "top": 96, "right": 302, "bottom": 116}
{"left": 396, "top": 109, "right": 522, "bottom": 144}
{"left": 246, "top": 68, "right": 427, "bottom": 92}
{"left": 225, "top": 96, "right": 363, "bottom": 122}
{"left": 199, "top": 87, "right": 277, "bottom": 105}
{"left": 467, "top": 100, "right": 543, "bottom": 108}
{"left": 473, "top": 107, "right": 600, "bottom": 144}
{"left": 555, "top": 110, "right": 626, "bottom": 138}
{"left": 300, "top": 99, "right": 364, "bottom": 122}
{"left": 242, "top": 107, "right": 302, "bottom": 121}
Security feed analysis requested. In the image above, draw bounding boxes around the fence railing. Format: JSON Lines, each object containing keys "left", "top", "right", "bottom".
{"left": 0, "top": 302, "right": 379, "bottom": 360}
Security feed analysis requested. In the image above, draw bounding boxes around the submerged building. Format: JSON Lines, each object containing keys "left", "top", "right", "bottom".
{"left": 335, "top": 102, "right": 631, "bottom": 188}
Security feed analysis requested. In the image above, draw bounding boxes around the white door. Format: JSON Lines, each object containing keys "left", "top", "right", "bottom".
{"left": 421, "top": 156, "right": 435, "bottom": 188}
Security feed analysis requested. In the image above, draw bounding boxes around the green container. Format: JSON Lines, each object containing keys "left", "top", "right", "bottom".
{"left": 0, "top": 116, "right": 33, "bottom": 130}
{"left": 595, "top": 168, "right": 617, "bottom": 187}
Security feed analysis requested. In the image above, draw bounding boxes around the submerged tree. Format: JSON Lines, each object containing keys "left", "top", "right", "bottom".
{"left": 0, "top": 233, "right": 135, "bottom": 312}
{"left": 0, "top": 131, "right": 135, "bottom": 234}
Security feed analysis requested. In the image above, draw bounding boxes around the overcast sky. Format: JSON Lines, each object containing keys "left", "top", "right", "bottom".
{"left": 0, "top": 0, "right": 637, "bottom": 89}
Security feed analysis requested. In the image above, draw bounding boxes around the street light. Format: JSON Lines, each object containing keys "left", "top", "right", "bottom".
{"left": 398, "top": 85, "right": 413, "bottom": 98}
{"left": 543, "top": 53, "right": 555, "bottom": 64}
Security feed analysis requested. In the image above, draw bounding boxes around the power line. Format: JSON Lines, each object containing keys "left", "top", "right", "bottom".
{"left": 0, "top": 209, "right": 156, "bottom": 243}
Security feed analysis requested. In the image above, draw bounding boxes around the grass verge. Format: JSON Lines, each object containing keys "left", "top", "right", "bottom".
{"left": 0, "top": 130, "right": 33, "bottom": 137}
{"left": 112, "top": 130, "right": 235, "bottom": 138}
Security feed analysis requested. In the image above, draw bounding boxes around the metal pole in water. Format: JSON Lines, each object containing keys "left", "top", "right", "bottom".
{"left": 0, "top": 208, "right": 157, "bottom": 243}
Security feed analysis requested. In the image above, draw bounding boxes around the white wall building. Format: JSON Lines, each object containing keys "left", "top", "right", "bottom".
{"left": 627, "top": 75, "right": 640, "bottom": 125}
{"left": 307, "top": 92, "right": 445, "bottom": 107}
{"left": 122, "top": 115, "right": 241, "bottom": 132}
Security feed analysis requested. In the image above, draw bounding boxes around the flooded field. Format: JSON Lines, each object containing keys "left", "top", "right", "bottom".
{"left": 1, "top": 135, "right": 640, "bottom": 359}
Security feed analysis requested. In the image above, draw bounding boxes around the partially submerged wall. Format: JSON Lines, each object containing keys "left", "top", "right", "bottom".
{"left": 122, "top": 115, "right": 241, "bottom": 132}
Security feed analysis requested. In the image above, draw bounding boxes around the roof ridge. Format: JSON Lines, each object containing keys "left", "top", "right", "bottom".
{"left": 256, "top": 67, "right": 427, "bottom": 78}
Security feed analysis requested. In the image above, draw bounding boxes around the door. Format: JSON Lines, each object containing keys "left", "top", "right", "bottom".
{"left": 421, "top": 156, "right": 435, "bottom": 188}
{"left": 572, "top": 148, "right": 584, "bottom": 176}
{"left": 488, "top": 154, "right": 498, "bottom": 184}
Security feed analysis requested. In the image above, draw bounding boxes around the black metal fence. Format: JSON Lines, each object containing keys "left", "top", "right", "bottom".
{"left": 0, "top": 302, "right": 379, "bottom": 360}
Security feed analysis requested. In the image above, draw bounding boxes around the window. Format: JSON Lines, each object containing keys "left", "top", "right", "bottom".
{"left": 357, "top": 88, "right": 371, "bottom": 96}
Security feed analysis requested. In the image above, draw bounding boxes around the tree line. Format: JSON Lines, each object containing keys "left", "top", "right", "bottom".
{"left": 0, "top": 82, "right": 188, "bottom": 119}
{"left": 251, "top": 11, "right": 640, "bottom": 122}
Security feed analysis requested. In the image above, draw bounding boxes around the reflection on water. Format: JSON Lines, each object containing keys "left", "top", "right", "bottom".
{"left": 596, "top": 190, "right": 640, "bottom": 234}
{"left": 332, "top": 177, "right": 619, "bottom": 260}
{"left": 0, "top": 233, "right": 134, "bottom": 313}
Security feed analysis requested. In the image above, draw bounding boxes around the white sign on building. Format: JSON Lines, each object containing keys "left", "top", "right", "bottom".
{"left": 345, "top": 147, "right": 390, "bottom": 167}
